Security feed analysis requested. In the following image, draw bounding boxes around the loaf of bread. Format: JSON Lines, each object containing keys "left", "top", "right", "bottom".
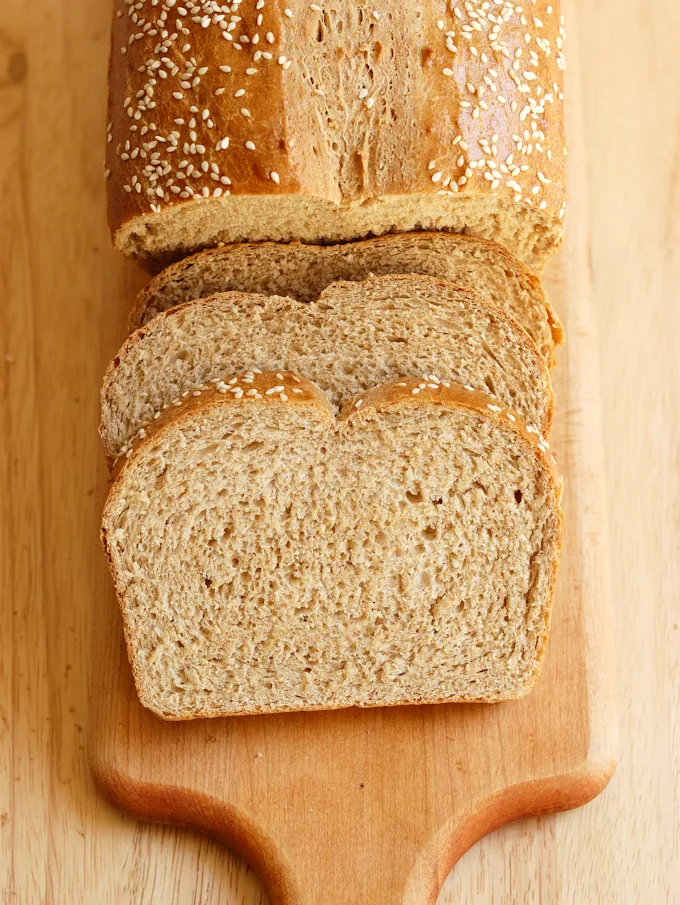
{"left": 102, "top": 370, "right": 562, "bottom": 719}
{"left": 101, "top": 274, "right": 554, "bottom": 463}
{"left": 130, "top": 233, "right": 563, "bottom": 364}
{"left": 107, "top": 1, "right": 566, "bottom": 270}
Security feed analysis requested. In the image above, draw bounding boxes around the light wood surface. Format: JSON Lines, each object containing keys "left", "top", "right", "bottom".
{"left": 0, "top": 2, "right": 676, "bottom": 904}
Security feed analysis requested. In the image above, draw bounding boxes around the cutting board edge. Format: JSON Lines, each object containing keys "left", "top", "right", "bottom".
{"left": 89, "top": 740, "right": 617, "bottom": 905}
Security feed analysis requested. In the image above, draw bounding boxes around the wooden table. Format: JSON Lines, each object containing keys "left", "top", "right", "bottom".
{"left": 0, "top": 0, "right": 677, "bottom": 902}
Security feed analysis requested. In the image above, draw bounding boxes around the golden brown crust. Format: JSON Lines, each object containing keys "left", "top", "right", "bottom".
{"left": 107, "top": 369, "right": 333, "bottom": 479}
{"left": 108, "top": 368, "right": 560, "bottom": 494}
{"left": 340, "top": 375, "right": 560, "bottom": 485}
{"left": 128, "top": 233, "right": 565, "bottom": 359}
{"left": 106, "top": 1, "right": 566, "bottom": 265}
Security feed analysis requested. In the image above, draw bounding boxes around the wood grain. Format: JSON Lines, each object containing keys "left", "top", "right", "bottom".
{"left": 0, "top": 1, "right": 676, "bottom": 904}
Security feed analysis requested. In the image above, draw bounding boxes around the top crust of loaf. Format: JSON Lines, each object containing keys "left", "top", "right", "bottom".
{"left": 110, "top": 369, "right": 559, "bottom": 488}
{"left": 106, "top": 1, "right": 566, "bottom": 269}
{"left": 128, "top": 233, "right": 564, "bottom": 365}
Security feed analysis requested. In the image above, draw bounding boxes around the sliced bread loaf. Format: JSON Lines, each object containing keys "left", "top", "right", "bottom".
{"left": 101, "top": 274, "right": 554, "bottom": 464}
{"left": 130, "top": 233, "right": 563, "bottom": 366}
{"left": 102, "top": 371, "right": 563, "bottom": 719}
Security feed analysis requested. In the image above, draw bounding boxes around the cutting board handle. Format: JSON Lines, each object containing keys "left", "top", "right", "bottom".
{"left": 95, "top": 762, "right": 614, "bottom": 905}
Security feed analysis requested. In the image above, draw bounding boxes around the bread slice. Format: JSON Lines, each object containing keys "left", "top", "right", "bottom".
{"left": 130, "top": 233, "right": 563, "bottom": 366}
{"left": 102, "top": 371, "right": 563, "bottom": 719}
{"left": 101, "top": 274, "right": 554, "bottom": 464}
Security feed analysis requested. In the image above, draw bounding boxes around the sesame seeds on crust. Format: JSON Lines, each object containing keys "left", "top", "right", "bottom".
{"left": 111, "top": 369, "right": 330, "bottom": 471}
{"left": 429, "top": 0, "right": 566, "bottom": 214}
{"left": 341, "top": 375, "right": 556, "bottom": 476}
{"left": 109, "top": 0, "right": 294, "bottom": 215}
{"left": 111, "top": 369, "right": 556, "bottom": 483}
{"left": 107, "top": 1, "right": 566, "bottom": 226}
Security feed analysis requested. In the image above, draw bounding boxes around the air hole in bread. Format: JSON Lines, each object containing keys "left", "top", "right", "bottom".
{"left": 405, "top": 489, "right": 423, "bottom": 504}
{"left": 515, "top": 490, "right": 523, "bottom": 504}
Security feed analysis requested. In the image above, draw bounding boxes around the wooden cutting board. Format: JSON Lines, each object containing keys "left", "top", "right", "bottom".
{"left": 90, "top": 8, "right": 618, "bottom": 903}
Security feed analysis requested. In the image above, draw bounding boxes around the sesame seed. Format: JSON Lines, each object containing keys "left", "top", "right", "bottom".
{"left": 111, "top": 0, "right": 563, "bottom": 227}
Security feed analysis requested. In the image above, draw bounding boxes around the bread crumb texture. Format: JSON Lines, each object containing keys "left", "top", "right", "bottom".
{"left": 100, "top": 273, "right": 555, "bottom": 462}
{"left": 129, "top": 233, "right": 564, "bottom": 364}
{"left": 107, "top": 1, "right": 566, "bottom": 269}
{"left": 102, "top": 372, "right": 562, "bottom": 719}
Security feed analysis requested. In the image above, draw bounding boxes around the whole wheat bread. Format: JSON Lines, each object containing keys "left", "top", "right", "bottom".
{"left": 107, "top": 2, "right": 565, "bottom": 271}
{"left": 130, "top": 233, "right": 563, "bottom": 366}
{"left": 102, "top": 371, "right": 563, "bottom": 719}
{"left": 101, "top": 274, "right": 554, "bottom": 463}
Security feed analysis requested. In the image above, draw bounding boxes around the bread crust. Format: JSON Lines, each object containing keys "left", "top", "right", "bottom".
{"left": 128, "top": 233, "right": 565, "bottom": 362}
{"left": 102, "top": 370, "right": 562, "bottom": 719}
{"left": 100, "top": 273, "right": 556, "bottom": 464}
{"left": 106, "top": 1, "right": 566, "bottom": 268}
